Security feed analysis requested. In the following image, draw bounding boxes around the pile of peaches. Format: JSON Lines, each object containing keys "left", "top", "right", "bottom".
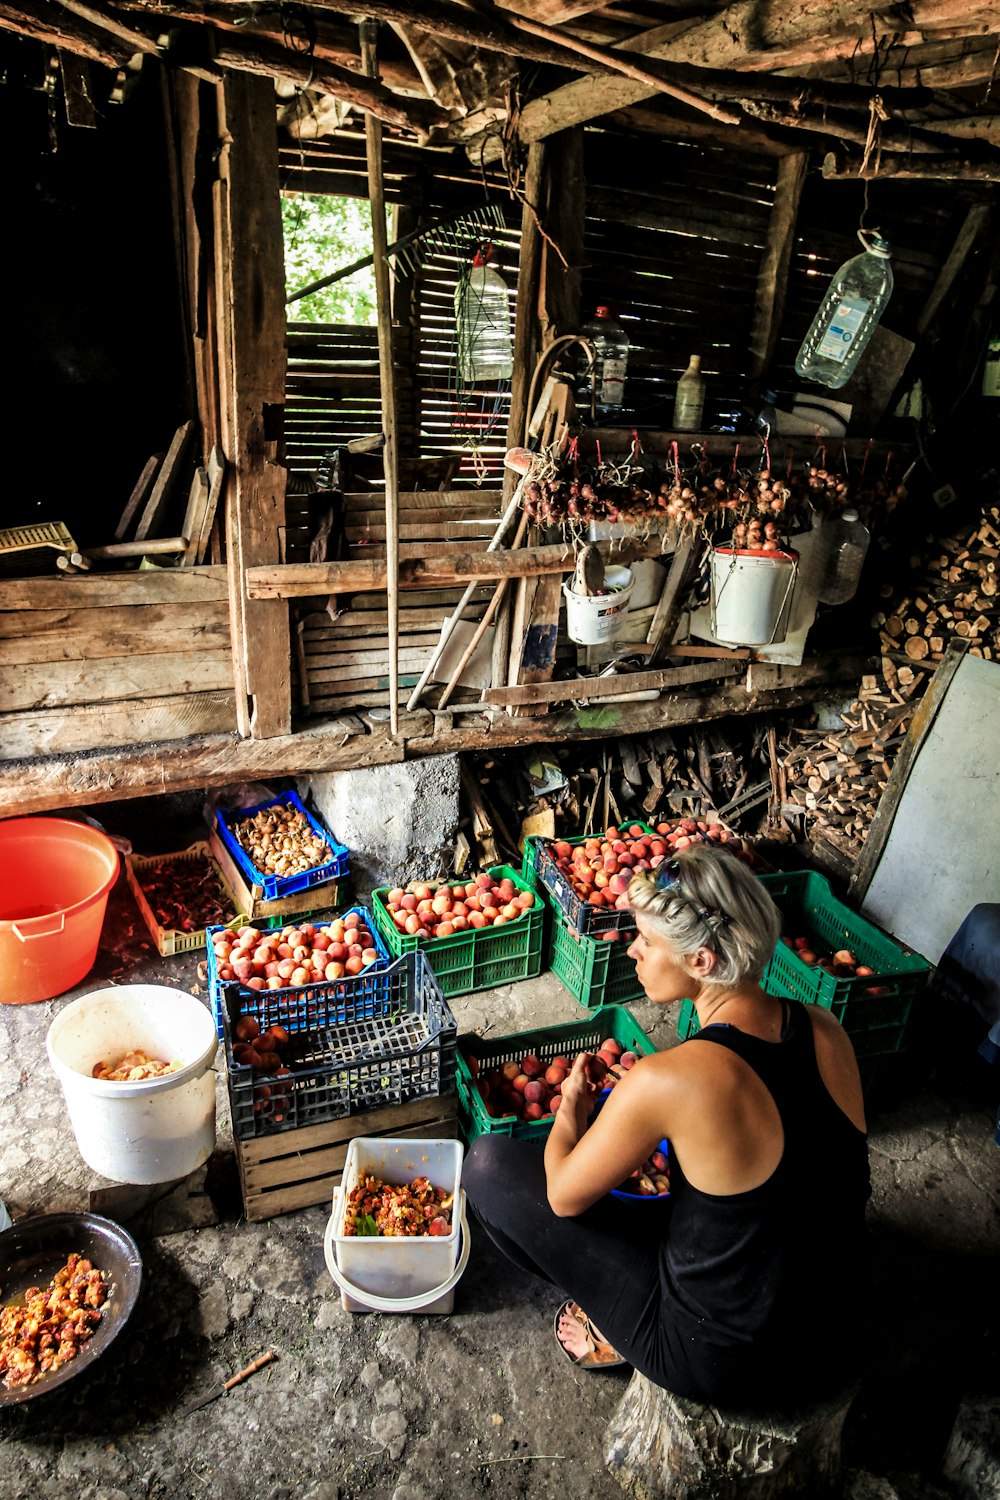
{"left": 377, "top": 872, "right": 535, "bottom": 943}
{"left": 211, "top": 912, "right": 381, "bottom": 990}
{"left": 541, "top": 819, "right": 750, "bottom": 917}
{"left": 464, "top": 1036, "right": 639, "bottom": 1122}
{"left": 781, "top": 936, "right": 889, "bottom": 994}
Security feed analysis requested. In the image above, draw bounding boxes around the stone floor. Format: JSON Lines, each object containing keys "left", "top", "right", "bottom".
{"left": 1, "top": 863, "right": 999, "bottom": 1500}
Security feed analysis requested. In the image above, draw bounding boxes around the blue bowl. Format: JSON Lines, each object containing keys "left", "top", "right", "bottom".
{"left": 591, "top": 1087, "right": 670, "bottom": 1200}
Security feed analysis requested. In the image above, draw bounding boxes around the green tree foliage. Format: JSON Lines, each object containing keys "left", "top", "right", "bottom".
{"left": 282, "top": 193, "right": 378, "bottom": 325}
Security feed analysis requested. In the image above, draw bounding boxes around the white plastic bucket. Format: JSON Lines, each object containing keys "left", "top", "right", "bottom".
{"left": 324, "top": 1136, "right": 467, "bottom": 1314}
{"left": 563, "top": 565, "right": 635, "bottom": 645}
{"left": 710, "top": 546, "right": 799, "bottom": 646}
{"left": 46, "top": 985, "right": 219, "bottom": 1184}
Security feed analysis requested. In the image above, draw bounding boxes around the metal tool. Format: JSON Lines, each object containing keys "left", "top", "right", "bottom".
{"left": 182, "top": 1350, "right": 277, "bottom": 1415}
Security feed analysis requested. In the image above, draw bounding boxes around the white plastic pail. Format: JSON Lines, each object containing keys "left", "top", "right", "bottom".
{"left": 324, "top": 1137, "right": 467, "bottom": 1314}
{"left": 563, "top": 565, "right": 635, "bottom": 646}
{"left": 46, "top": 985, "right": 219, "bottom": 1184}
{"left": 710, "top": 546, "right": 799, "bottom": 646}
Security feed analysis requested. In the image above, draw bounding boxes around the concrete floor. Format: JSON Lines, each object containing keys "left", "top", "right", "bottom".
{"left": 1, "top": 867, "right": 999, "bottom": 1500}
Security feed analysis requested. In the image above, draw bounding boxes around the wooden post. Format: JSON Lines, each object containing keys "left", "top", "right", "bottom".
{"left": 362, "top": 20, "right": 401, "bottom": 736}
{"left": 215, "top": 73, "right": 291, "bottom": 739}
{"left": 748, "top": 151, "right": 807, "bottom": 381}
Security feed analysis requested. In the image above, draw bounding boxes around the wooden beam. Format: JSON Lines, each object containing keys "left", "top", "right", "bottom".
{"left": 246, "top": 537, "right": 672, "bottom": 599}
{"left": 0, "top": 674, "right": 865, "bottom": 818}
{"left": 748, "top": 151, "right": 807, "bottom": 381}
{"left": 475, "top": 0, "right": 998, "bottom": 158}
{"left": 822, "top": 150, "right": 1000, "bottom": 182}
{"left": 0, "top": 0, "right": 134, "bottom": 66}
{"left": 646, "top": 537, "right": 701, "bottom": 666}
{"left": 217, "top": 73, "right": 291, "bottom": 738}
{"left": 916, "top": 202, "right": 993, "bottom": 336}
{"left": 362, "top": 21, "right": 401, "bottom": 735}
{"left": 485, "top": 660, "right": 745, "bottom": 706}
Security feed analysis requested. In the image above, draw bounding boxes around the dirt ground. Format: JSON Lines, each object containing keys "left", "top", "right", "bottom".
{"left": 2, "top": 859, "right": 999, "bottom": 1500}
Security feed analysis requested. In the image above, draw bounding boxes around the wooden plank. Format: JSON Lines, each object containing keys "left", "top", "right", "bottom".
{"left": 114, "top": 454, "right": 162, "bottom": 541}
{"left": 486, "top": 660, "right": 745, "bottom": 706}
{"left": 646, "top": 538, "right": 700, "bottom": 665}
{"left": 0, "top": 673, "right": 869, "bottom": 817}
{"left": 247, "top": 535, "right": 671, "bottom": 598}
{"left": 134, "top": 421, "right": 196, "bottom": 542}
{"left": 0, "top": 691, "right": 237, "bottom": 761}
{"left": 746, "top": 653, "right": 872, "bottom": 692}
{"left": 0, "top": 565, "right": 229, "bottom": 610}
{"left": 238, "top": 1091, "right": 456, "bottom": 1178}
{"left": 748, "top": 151, "right": 807, "bottom": 379}
{"left": 217, "top": 74, "right": 291, "bottom": 739}
{"left": 195, "top": 446, "right": 226, "bottom": 566}
{"left": 181, "top": 466, "right": 211, "bottom": 566}
{"left": 848, "top": 639, "right": 970, "bottom": 904}
{"left": 0, "top": 601, "right": 231, "bottom": 665}
{"left": 0, "top": 652, "right": 235, "bottom": 712}
{"left": 343, "top": 489, "right": 502, "bottom": 511}
{"left": 85, "top": 537, "right": 187, "bottom": 559}
{"left": 916, "top": 202, "right": 993, "bottom": 336}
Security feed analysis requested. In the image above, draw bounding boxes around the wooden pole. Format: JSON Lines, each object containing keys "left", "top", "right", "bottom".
{"left": 362, "top": 19, "right": 400, "bottom": 736}
{"left": 748, "top": 151, "right": 807, "bottom": 381}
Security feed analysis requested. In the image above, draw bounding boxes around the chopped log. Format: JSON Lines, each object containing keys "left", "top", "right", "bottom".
{"left": 904, "top": 635, "right": 930, "bottom": 659}
{"left": 604, "top": 1371, "right": 857, "bottom": 1499}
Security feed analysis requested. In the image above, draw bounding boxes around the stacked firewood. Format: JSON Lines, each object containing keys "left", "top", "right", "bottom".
{"left": 780, "top": 502, "right": 1000, "bottom": 858}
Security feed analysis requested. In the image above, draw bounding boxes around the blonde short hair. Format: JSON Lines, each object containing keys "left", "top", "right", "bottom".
{"left": 628, "top": 844, "right": 781, "bottom": 986}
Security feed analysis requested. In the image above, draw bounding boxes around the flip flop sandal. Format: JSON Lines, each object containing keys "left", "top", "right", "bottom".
{"left": 553, "top": 1299, "right": 627, "bottom": 1371}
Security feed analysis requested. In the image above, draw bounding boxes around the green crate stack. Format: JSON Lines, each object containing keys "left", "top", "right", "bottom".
{"left": 456, "top": 1004, "right": 657, "bottom": 1145}
{"left": 548, "top": 906, "right": 643, "bottom": 1009}
{"left": 758, "top": 871, "right": 931, "bottom": 1056}
{"left": 370, "top": 864, "right": 546, "bottom": 1000}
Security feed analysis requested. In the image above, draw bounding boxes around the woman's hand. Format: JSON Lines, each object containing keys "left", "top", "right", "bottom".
{"left": 559, "top": 1052, "right": 599, "bottom": 1127}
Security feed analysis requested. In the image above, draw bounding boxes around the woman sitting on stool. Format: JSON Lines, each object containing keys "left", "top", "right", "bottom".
{"left": 463, "top": 846, "right": 870, "bottom": 1406}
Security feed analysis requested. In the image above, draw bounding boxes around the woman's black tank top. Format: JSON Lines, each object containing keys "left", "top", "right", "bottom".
{"left": 659, "top": 998, "right": 870, "bottom": 1390}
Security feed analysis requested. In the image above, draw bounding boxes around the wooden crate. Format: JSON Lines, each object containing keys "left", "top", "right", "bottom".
{"left": 235, "top": 1091, "right": 458, "bottom": 1222}
{"left": 208, "top": 827, "right": 340, "bottom": 922}
{"left": 125, "top": 841, "right": 244, "bottom": 955}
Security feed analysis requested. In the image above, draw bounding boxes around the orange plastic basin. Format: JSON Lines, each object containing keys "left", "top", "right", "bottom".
{"left": 0, "top": 818, "right": 119, "bottom": 1004}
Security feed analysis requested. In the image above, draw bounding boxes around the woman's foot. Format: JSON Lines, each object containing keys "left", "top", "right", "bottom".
{"left": 554, "top": 1300, "right": 626, "bottom": 1369}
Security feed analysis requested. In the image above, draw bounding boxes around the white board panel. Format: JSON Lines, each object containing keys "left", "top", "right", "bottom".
{"left": 861, "top": 652, "right": 1000, "bottom": 963}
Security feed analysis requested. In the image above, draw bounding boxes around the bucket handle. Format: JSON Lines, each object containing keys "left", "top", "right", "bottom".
{"left": 711, "top": 552, "right": 799, "bottom": 647}
{"left": 12, "top": 911, "right": 66, "bottom": 941}
{"left": 323, "top": 1190, "right": 471, "bottom": 1313}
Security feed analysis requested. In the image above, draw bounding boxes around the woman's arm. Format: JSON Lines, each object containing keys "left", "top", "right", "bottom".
{"left": 543, "top": 1053, "right": 671, "bottom": 1217}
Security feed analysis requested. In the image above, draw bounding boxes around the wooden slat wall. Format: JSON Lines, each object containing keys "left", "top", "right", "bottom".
{"left": 296, "top": 488, "right": 505, "bottom": 715}
{"left": 0, "top": 567, "right": 237, "bottom": 759}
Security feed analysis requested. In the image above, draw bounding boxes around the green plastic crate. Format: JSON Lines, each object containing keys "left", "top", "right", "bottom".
{"left": 456, "top": 1004, "right": 657, "bottom": 1144}
{"left": 370, "top": 865, "right": 545, "bottom": 1000}
{"left": 549, "top": 906, "right": 643, "bottom": 1010}
{"left": 759, "top": 871, "right": 931, "bottom": 1054}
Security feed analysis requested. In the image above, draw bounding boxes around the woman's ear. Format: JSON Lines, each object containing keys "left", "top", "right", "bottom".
{"left": 688, "top": 945, "right": 719, "bottom": 980}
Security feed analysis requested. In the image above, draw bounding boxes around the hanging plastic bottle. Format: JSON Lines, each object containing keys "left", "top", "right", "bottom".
{"left": 455, "top": 244, "right": 513, "bottom": 384}
{"left": 818, "top": 507, "right": 871, "bottom": 604}
{"left": 795, "top": 230, "right": 894, "bottom": 390}
{"left": 673, "top": 354, "right": 706, "bottom": 432}
{"left": 577, "top": 306, "right": 630, "bottom": 416}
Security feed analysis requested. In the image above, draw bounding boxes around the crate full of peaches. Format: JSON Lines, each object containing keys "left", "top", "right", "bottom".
{"left": 371, "top": 865, "right": 545, "bottom": 999}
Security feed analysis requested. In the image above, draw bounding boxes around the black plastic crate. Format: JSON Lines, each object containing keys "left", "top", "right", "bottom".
{"left": 221, "top": 951, "right": 457, "bottom": 1141}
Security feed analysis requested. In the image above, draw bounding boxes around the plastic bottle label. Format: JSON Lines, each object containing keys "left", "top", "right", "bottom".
{"left": 598, "top": 357, "right": 627, "bottom": 405}
{"left": 817, "top": 297, "right": 872, "bottom": 363}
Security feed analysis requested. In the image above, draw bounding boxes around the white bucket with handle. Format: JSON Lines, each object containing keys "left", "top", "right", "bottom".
{"left": 323, "top": 1137, "right": 468, "bottom": 1314}
{"left": 563, "top": 565, "right": 635, "bottom": 646}
{"left": 710, "top": 545, "right": 799, "bottom": 646}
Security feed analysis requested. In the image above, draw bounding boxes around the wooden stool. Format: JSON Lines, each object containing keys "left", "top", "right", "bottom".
{"left": 604, "top": 1371, "right": 859, "bottom": 1500}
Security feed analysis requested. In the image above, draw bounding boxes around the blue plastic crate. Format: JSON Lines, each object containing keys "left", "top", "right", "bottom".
{"left": 206, "top": 906, "right": 391, "bottom": 1040}
{"left": 214, "top": 789, "right": 349, "bottom": 901}
{"left": 219, "top": 951, "right": 458, "bottom": 1141}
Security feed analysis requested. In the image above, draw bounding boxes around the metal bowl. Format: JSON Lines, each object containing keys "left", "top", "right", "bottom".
{"left": 0, "top": 1211, "right": 142, "bottom": 1405}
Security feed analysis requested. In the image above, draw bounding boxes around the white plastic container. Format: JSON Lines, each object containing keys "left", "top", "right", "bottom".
{"left": 710, "top": 546, "right": 798, "bottom": 646}
{"left": 46, "top": 985, "right": 219, "bottom": 1185}
{"left": 563, "top": 565, "right": 635, "bottom": 646}
{"left": 324, "top": 1137, "right": 467, "bottom": 1314}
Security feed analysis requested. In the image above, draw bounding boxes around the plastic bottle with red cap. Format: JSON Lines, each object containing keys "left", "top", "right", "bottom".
{"left": 578, "top": 305, "right": 630, "bottom": 417}
{"left": 455, "top": 245, "right": 513, "bottom": 384}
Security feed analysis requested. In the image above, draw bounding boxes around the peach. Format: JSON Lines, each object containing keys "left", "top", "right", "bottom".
{"left": 524, "top": 1102, "right": 546, "bottom": 1120}
{"left": 512, "top": 1073, "right": 530, "bottom": 1094}
{"left": 545, "top": 1063, "right": 568, "bottom": 1086}
{"left": 619, "top": 1051, "right": 638, "bottom": 1069}
{"left": 502, "top": 1060, "right": 521, "bottom": 1082}
{"left": 524, "top": 1079, "right": 548, "bottom": 1104}
{"left": 521, "top": 1054, "right": 543, "bottom": 1077}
